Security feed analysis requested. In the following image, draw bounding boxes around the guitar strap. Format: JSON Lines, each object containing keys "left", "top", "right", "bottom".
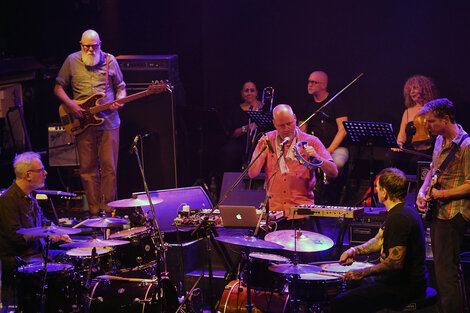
{"left": 104, "top": 53, "right": 110, "bottom": 97}
{"left": 436, "top": 133, "right": 469, "bottom": 175}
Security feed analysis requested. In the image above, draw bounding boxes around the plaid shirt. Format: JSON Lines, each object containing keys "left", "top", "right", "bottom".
{"left": 432, "top": 124, "right": 470, "bottom": 220}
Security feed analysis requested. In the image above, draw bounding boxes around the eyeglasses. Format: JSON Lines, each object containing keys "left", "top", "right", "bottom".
{"left": 307, "top": 80, "right": 325, "bottom": 85}
{"left": 81, "top": 43, "right": 100, "bottom": 50}
{"left": 28, "top": 168, "right": 46, "bottom": 174}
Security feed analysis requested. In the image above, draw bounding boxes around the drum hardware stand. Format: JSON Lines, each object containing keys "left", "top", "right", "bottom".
{"left": 130, "top": 137, "right": 168, "bottom": 313}
{"left": 175, "top": 272, "right": 204, "bottom": 313}
{"left": 39, "top": 234, "right": 52, "bottom": 313}
{"left": 191, "top": 144, "right": 270, "bottom": 313}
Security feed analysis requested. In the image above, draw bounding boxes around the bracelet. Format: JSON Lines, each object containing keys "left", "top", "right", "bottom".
{"left": 241, "top": 126, "right": 247, "bottom": 133}
{"left": 350, "top": 247, "right": 357, "bottom": 257}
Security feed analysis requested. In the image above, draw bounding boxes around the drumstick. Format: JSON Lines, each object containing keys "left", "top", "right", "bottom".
{"left": 72, "top": 219, "right": 88, "bottom": 228}
{"left": 314, "top": 271, "right": 344, "bottom": 279}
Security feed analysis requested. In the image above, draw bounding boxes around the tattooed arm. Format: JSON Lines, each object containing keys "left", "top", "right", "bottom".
{"left": 343, "top": 245, "right": 407, "bottom": 281}
{"left": 339, "top": 227, "right": 384, "bottom": 265}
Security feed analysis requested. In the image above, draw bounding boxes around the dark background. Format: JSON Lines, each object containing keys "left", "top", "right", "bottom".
{"left": 1, "top": 0, "right": 470, "bottom": 194}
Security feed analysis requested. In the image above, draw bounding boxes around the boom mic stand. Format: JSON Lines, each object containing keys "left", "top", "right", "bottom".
{"left": 191, "top": 144, "right": 269, "bottom": 313}
{"left": 130, "top": 138, "right": 168, "bottom": 312}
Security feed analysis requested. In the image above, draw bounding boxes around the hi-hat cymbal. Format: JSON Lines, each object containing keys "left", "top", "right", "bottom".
{"left": 264, "top": 230, "right": 334, "bottom": 252}
{"left": 216, "top": 235, "right": 284, "bottom": 249}
{"left": 17, "top": 225, "right": 82, "bottom": 236}
{"left": 60, "top": 238, "right": 129, "bottom": 249}
{"left": 268, "top": 263, "right": 322, "bottom": 275}
{"left": 80, "top": 217, "right": 128, "bottom": 228}
{"left": 107, "top": 196, "right": 163, "bottom": 207}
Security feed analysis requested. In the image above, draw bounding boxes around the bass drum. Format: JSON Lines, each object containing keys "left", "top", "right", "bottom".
{"left": 88, "top": 276, "right": 179, "bottom": 313}
{"left": 219, "top": 280, "right": 288, "bottom": 313}
{"left": 16, "top": 263, "right": 74, "bottom": 313}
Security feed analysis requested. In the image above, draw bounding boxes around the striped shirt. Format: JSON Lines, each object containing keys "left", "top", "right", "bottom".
{"left": 432, "top": 124, "right": 470, "bottom": 221}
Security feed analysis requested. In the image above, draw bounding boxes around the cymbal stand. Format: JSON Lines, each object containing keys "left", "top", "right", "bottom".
{"left": 40, "top": 236, "right": 52, "bottom": 313}
{"left": 130, "top": 140, "right": 167, "bottom": 312}
{"left": 241, "top": 245, "right": 254, "bottom": 313}
{"left": 191, "top": 145, "right": 269, "bottom": 313}
{"left": 289, "top": 229, "right": 301, "bottom": 313}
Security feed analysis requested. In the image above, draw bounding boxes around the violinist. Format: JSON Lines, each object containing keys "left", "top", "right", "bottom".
{"left": 388, "top": 75, "right": 439, "bottom": 173}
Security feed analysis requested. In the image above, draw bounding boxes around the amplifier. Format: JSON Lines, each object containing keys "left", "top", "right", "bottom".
{"left": 349, "top": 207, "right": 387, "bottom": 244}
{"left": 48, "top": 125, "right": 79, "bottom": 167}
{"left": 116, "top": 55, "right": 179, "bottom": 84}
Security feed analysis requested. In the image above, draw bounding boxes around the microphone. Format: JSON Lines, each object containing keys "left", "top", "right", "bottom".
{"left": 280, "top": 137, "right": 290, "bottom": 150}
{"left": 129, "top": 135, "right": 140, "bottom": 154}
{"left": 264, "top": 134, "right": 274, "bottom": 153}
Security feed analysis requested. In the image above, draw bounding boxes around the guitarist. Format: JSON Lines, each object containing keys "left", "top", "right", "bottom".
{"left": 53, "top": 29, "right": 127, "bottom": 216}
{"left": 416, "top": 98, "right": 470, "bottom": 313}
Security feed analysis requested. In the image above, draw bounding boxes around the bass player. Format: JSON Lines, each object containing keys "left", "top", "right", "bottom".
{"left": 54, "top": 29, "right": 127, "bottom": 216}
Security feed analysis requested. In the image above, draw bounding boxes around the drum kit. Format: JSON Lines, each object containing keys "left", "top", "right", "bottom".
{"left": 216, "top": 229, "right": 371, "bottom": 313}
{"left": 14, "top": 195, "right": 179, "bottom": 313}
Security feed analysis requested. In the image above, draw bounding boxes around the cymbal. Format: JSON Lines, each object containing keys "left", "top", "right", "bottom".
{"left": 60, "top": 238, "right": 129, "bottom": 249}
{"left": 17, "top": 225, "right": 82, "bottom": 236}
{"left": 264, "top": 230, "right": 334, "bottom": 252}
{"left": 81, "top": 217, "right": 128, "bottom": 228}
{"left": 268, "top": 263, "right": 322, "bottom": 275}
{"left": 107, "top": 196, "right": 163, "bottom": 207}
{"left": 66, "top": 247, "right": 114, "bottom": 257}
{"left": 215, "top": 235, "right": 284, "bottom": 249}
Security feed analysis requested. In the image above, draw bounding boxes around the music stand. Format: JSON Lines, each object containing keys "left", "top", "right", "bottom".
{"left": 245, "top": 111, "right": 274, "bottom": 133}
{"left": 343, "top": 121, "right": 399, "bottom": 206}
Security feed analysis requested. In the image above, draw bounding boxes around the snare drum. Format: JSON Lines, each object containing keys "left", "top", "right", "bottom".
{"left": 88, "top": 275, "right": 179, "bottom": 313}
{"left": 245, "top": 252, "right": 290, "bottom": 292}
{"left": 320, "top": 261, "right": 373, "bottom": 274}
{"left": 219, "top": 280, "right": 289, "bottom": 313}
{"left": 320, "top": 261, "right": 373, "bottom": 289}
{"left": 110, "top": 226, "right": 157, "bottom": 269}
{"left": 16, "top": 263, "right": 74, "bottom": 313}
{"left": 289, "top": 273, "right": 341, "bottom": 303}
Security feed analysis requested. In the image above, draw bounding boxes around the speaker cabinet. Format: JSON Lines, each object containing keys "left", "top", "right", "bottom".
{"left": 219, "top": 172, "right": 266, "bottom": 206}
{"left": 48, "top": 124, "right": 79, "bottom": 166}
{"left": 117, "top": 90, "right": 178, "bottom": 199}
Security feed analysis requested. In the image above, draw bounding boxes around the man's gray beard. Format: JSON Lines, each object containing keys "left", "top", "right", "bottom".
{"left": 82, "top": 51, "right": 101, "bottom": 66}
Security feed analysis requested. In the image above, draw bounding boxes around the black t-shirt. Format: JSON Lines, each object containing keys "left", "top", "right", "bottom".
{"left": 297, "top": 94, "right": 348, "bottom": 147}
{"left": 382, "top": 202, "right": 428, "bottom": 286}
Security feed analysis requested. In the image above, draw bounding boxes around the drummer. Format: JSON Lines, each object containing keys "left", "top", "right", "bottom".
{"left": 330, "top": 168, "right": 427, "bottom": 313}
{"left": 0, "top": 152, "right": 72, "bottom": 308}
{"left": 248, "top": 104, "right": 337, "bottom": 228}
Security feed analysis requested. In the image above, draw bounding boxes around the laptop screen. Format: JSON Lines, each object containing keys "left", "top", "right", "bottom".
{"left": 219, "top": 205, "right": 260, "bottom": 228}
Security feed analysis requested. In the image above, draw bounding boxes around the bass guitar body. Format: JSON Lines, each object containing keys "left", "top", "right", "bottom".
{"left": 59, "top": 93, "right": 106, "bottom": 136}
{"left": 424, "top": 170, "right": 440, "bottom": 222}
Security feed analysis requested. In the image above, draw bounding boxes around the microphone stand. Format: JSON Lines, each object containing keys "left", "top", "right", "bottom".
{"left": 191, "top": 144, "right": 269, "bottom": 313}
{"left": 130, "top": 140, "right": 167, "bottom": 312}
{"left": 261, "top": 147, "right": 284, "bottom": 235}
{"left": 299, "top": 73, "right": 364, "bottom": 130}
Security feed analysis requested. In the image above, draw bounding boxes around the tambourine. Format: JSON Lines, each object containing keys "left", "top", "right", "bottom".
{"left": 293, "top": 141, "right": 323, "bottom": 170}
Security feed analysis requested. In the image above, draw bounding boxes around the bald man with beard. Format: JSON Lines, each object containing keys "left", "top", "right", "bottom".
{"left": 54, "top": 29, "right": 126, "bottom": 216}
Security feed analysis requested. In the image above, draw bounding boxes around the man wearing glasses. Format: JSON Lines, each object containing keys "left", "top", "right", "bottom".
{"left": 0, "top": 152, "right": 71, "bottom": 309}
{"left": 298, "top": 71, "right": 349, "bottom": 203}
{"left": 54, "top": 29, "right": 126, "bottom": 216}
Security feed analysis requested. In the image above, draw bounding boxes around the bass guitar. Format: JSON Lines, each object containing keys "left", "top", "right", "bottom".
{"left": 424, "top": 169, "right": 440, "bottom": 221}
{"left": 59, "top": 81, "right": 171, "bottom": 136}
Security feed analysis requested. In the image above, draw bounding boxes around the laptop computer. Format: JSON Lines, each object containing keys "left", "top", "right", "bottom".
{"left": 219, "top": 205, "right": 261, "bottom": 228}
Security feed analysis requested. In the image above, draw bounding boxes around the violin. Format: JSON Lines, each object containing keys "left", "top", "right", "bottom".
{"left": 411, "top": 113, "right": 433, "bottom": 151}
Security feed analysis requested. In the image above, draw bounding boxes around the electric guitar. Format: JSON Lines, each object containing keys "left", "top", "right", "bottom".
{"left": 424, "top": 169, "right": 440, "bottom": 221}
{"left": 59, "top": 81, "right": 171, "bottom": 136}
